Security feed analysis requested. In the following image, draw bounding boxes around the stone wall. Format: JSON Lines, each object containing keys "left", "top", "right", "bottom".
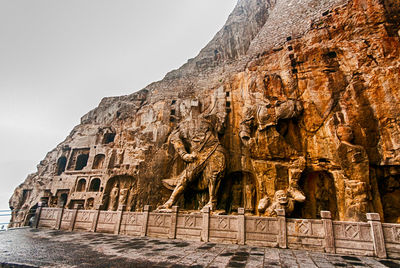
{"left": 34, "top": 205, "right": 398, "bottom": 259}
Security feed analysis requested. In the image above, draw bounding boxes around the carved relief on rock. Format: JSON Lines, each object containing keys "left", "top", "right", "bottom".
{"left": 239, "top": 73, "right": 306, "bottom": 217}
{"left": 159, "top": 92, "right": 227, "bottom": 212}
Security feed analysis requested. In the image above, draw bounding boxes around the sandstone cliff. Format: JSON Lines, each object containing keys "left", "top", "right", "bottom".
{"left": 10, "top": 0, "right": 400, "bottom": 226}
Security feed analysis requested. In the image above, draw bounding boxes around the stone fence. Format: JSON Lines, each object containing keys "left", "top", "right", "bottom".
{"left": 34, "top": 205, "right": 400, "bottom": 259}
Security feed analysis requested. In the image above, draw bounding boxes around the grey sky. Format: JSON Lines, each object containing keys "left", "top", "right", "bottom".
{"left": 0, "top": 0, "right": 238, "bottom": 220}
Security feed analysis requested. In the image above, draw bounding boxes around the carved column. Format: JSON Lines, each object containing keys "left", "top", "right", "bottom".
{"left": 201, "top": 206, "right": 210, "bottom": 242}
{"left": 34, "top": 204, "right": 43, "bottom": 229}
{"left": 91, "top": 205, "right": 101, "bottom": 232}
{"left": 114, "top": 205, "right": 126, "bottom": 235}
{"left": 276, "top": 209, "right": 287, "bottom": 248}
{"left": 367, "top": 213, "right": 387, "bottom": 258}
{"left": 141, "top": 205, "right": 151, "bottom": 237}
{"left": 55, "top": 207, "right": 64, "bottom": 230}
{"left": 69, "top": 204, "right": 81, "bottom": 231}
{"left": 169, "top": 206, "right": 179, "bottom": 239}
{"left": 238, "top": 208, "right": 246, "bottom": 245}
{"left": 321, "top": 211, "right": 335, "bottom": 254}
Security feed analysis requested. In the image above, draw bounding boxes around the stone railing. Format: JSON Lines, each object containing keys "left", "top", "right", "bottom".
{"left": 34, "top": 205, "right": 400, "bottom": 259}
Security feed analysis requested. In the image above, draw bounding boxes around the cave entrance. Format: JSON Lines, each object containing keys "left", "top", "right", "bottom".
{"left": 24, "top": 204, "right": 38, "bottom": 227}
{"left": 292, "top": 171, "right": 338, "bottom": 220}
{"left": 378, "top": 166, "right": 400, "bottom": 223}
{"left": 75, "top": 154, "right": 89, "bottom": 170}
{"left": 56, "top": 156, "right": 67, "bottom": 175}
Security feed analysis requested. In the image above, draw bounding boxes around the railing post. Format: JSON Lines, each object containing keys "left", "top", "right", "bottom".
{"left": 238, "top": 208, "right": 245, "bottom": 245}
{"left": 114, "top": 205, "right": 126, "bottom": 235}
{"left": 169, "top": 206, "right": 179, "bottom": 239}
{"left": 201, "top": 206, "right": 210, "bottom": 242}
{"left": 91, "top": 205, "right": 101, "bottom": 232}
{"left": 367, "top": 213, "right": 387, "bottom": 258}
{"left": 321, "top": 211, "right": 335, "bottom": 254}
{"left": 55, "top": 207, "right": 64, "bottom": 230}
{"left": 276, "top": 209, "right": 287, "bottom": 248}
{"left": 141, "top": 205, "right": 151, "bottom": 237}
{"left": 34, "top": 204, "right": 43, "bottom": 229}
{"left": 69, "top": 204, "right": 81, "bottom": 232}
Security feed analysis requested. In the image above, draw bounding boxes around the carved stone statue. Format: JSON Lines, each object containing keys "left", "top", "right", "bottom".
{"left": 244, "top": 183, "right": 255, "bottom": 214}
{"left": 126, "top": 185, "right": 137, "bottom": 212}
{"left": 263, "top": 190, "right": 295, "bottom": 217}
{"left": 108, "top": 183, "right": 119, "bottom": 211}
{"left": 119, "top": 188, "right": 129, "bottom": 208}
{"left": 336, "top": 124, "right": 371, "bottom": 221}
{"left": 159, "top": 114, "right": 226, "bottom": 211}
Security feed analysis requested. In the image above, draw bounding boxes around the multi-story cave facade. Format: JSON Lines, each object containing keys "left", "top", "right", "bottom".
{"left": 9, "top": 0, "right": 400, "bottom": 227}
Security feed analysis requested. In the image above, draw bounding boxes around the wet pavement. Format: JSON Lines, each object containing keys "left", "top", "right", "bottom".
{"left": 0, "top": 228, "right": 399, "bottom": 267}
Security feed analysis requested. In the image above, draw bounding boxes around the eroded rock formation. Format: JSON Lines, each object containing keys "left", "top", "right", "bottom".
{"left": 10, "top": 0, "right": 400, "bottom": 226}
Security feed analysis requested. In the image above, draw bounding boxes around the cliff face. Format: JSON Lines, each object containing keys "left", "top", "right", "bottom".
{"left": 10, "top": 0, "right": 400, "bottom": 226}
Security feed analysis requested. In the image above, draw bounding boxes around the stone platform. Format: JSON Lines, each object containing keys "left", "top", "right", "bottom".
{"left": 0, "top": 228, "right": 399, "bottom": 268}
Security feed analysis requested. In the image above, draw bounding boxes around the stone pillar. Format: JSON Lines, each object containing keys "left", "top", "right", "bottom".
{"left": 114, "top": 205, "right": 126, "bottom": 235}
{"left": 55, "top": 207, "right": 64, "bottom": 230}
{"left": 321, "top": 211, "right": 335, "bottom": 254}
{"left": 69, "top": 204, "right": 81, "bottom": 232}
{"left": 367, "top": 213, "right": 387, "bottom": 258}
{"left": 169, "top": 206, "right": 179, "bottom": 239}
{"left": 34, "top": 204, "right": 43, "bottom": 229}
{"left": 276, "top": 209, "right": 287, "bottom": 248}
{"left": 238, "top": 208, "right": 246, "bottom": 245}
{"left": 201, "top": 206, "right": 210, "bottom": 242}
{"left": 91, "top": 205, "right": 101, "bottom": 232}
{"left": 141, "top": 205, "right": 151, "bottom": 237}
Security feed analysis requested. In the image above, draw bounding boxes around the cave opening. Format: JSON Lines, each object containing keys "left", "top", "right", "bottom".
{"left": 75, "top": 154, "right": 89, "bottom": 170}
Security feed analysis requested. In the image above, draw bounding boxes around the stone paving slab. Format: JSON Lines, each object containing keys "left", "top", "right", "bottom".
{"left": 0, "top": 228, "right": 400, "bottom": 268}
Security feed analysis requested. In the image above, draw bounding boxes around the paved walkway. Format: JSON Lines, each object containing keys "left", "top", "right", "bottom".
{"left": 0, "top": 228, "right": 399, "bottom": 268}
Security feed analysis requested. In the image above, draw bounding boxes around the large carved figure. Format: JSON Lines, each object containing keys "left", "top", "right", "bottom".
{"left": 336, "top": 124, "right": 371, "bottom": 221}
{"left": 239, "top": 86, "right": 306, "bottom": 215}
{"left": 108, "top": 183, "right": 119, "bottom": 211}
{"left": 159, "top": 108, "right": 226, "bottom": 211}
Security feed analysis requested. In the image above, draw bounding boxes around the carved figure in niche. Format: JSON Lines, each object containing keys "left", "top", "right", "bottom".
{"left": 119, "top": 188, "right": 129, "bottom": 208}
{"left": 381, "top": 167, "right": 400, "bottom": 223}
{"left": 159, "top": 100, "right": 226, "bottom": 211}
{"left": 231, "top": 179, "right": 242, "bottom": 212}
{"left": 126, "top": 185, "right": 138, "bottom": 212}
{"left": 244, "top": 183, "right": 255, "bottom": 213}
{"left": 108, "top": 183, "right": 119, "bottom": 211}
{"left": 336, "top": 124, "right": 371, "bottom": 220}
{"left": 86, "top": 198, "right": 94, "bottom": 210}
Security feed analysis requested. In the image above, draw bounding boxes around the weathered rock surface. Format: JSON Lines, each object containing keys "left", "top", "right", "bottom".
{"left": 10, "top": 0, "right": 400, "bottom": 226}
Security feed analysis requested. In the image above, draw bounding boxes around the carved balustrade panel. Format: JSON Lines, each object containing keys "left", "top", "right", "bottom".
{"left": 120, "top": 212, "right": 144, "bottom": 236}
{"left": 209, "top": 215, "right": 238, "bottom": 243}
{"left": 286, "top": 219, "right": 325, "bottom": 251}
{"left": 245, "top": 216, "right": 278, "bottom": 247}
{"left": 147, "top": 212, "right": 172, "bottom": 238}
{"left": 333, "top": 221, "right": 374, "bottom": 256}
{"left": 176, "top": 214, "right": 202, "bottom": 241}
{"left": 382, "top": 223, "right": 400, "bottom": 258}
{"left": 38, "top": 208, "right": 58, "bottom": 228}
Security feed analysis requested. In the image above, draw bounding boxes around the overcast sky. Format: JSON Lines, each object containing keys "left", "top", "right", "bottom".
{"left": 0, "top": 0, "right": 238, "bottom": 225}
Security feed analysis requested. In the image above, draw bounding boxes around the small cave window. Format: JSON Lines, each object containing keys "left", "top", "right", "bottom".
{"left": 56, "top": 156, "right": 67, "bottom": 175}
{"left": 76, "top": 178, "right": 86, "bottom": 192}
{"left": 92, "top": 154, "right": 105, "bottom": 169}
{"left": 89, "top": 178, "right": 101, "bottom": 192}
{"left": 75, "top": 154, "right": 89, "bottom": 170}
{"left": 59, "top": 193, "right": 68, "bottom": 207}
{"left": 103, "top": 133, "right": 116, "bottom": 144}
